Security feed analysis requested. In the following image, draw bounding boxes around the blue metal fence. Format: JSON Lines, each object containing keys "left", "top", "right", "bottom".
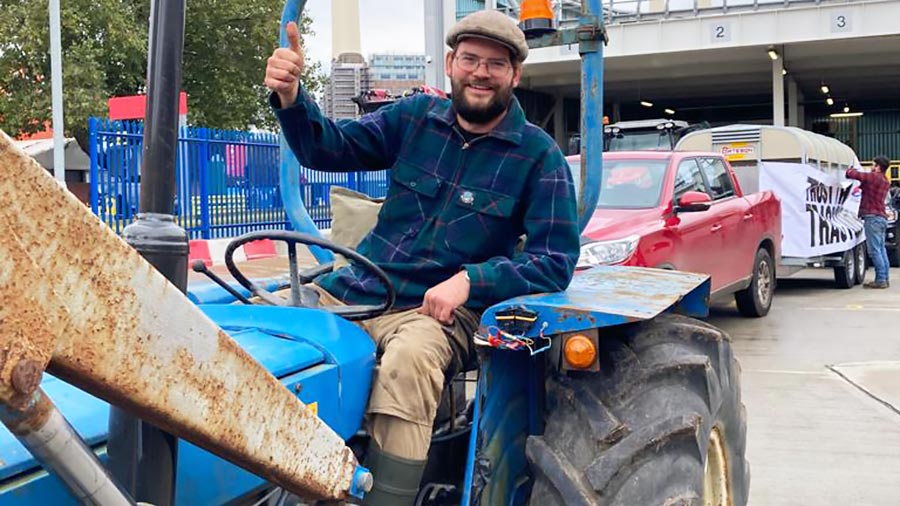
{"left": 88, "top": 118, "right": 389, "bottom": 238}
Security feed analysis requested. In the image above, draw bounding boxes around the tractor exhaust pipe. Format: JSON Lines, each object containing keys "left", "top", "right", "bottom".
{"left": 0, "top": 390, "right": 135, "bottom": 506}
{"left": 109, "top": 0, "right": 189, "bottom": 503}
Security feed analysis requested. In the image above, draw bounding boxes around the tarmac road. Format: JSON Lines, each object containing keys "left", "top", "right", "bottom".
{"left": 708, "top": 267, "right": 900, "bottom": 506}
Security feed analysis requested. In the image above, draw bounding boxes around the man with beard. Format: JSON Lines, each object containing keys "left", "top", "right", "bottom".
{"left": 265, "top": 10, "right": 579, "bottom": 505}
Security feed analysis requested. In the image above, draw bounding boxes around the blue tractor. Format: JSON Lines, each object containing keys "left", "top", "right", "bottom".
{"left": 0, "top": 0, "right": 748, "bottom": 505}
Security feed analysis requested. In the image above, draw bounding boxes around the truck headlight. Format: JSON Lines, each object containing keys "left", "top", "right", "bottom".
{"left": 577, "top": 235, "right": 640, "bottom": 268}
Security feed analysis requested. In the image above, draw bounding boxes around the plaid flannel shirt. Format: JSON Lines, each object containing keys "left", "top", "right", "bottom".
{"left": 847, "top": 169, "right": 890, "bottom": 219}
{"left": 273, "top": 89, "right": 579, "bottom": 311}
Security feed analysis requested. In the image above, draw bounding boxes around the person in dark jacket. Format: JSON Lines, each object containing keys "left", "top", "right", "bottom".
{"left": 847, "top": 156, "right": 892, "bottom": 288}
{"left": 264, "top": 10, "right": 580, "bottom": 505}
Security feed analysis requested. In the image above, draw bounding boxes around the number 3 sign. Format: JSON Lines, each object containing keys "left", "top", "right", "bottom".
{"left": 831, "top": 12, "right": 851, "bottom": 33}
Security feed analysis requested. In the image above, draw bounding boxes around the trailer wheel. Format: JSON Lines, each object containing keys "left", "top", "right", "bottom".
{"left": 854, "top": 242, "right": 868, "bottom": 285}
{"left": 526, "top": 315, "right": 749, "bottom": 506}
{"left": 833, "top": 249, "right": 855, "bottom": 289}
{"left": 735, "top": 247, "right": 774, "bottom": 318}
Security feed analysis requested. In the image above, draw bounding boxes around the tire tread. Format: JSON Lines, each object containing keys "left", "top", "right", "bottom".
{"left": 526, "top": 315, "right": 749, "bottom": 506}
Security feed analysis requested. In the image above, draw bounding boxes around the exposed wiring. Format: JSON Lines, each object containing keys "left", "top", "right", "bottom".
{"left": 474, "top": 322, "right": 551, "bottom": 355}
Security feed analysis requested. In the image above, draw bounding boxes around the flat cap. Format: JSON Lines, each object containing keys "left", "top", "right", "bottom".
{"left": 446, "top": 10, "right": 529, "bottom": 63}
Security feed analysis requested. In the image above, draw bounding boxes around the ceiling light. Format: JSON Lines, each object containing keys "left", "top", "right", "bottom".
{"left": 664, "top": 108, "right": 675, "bottom": 115}
{"left": 640, "top": 101, "right": 653, "bottom": 108}
{"left": 767, "top": 48, "right": 779, "bottom": 61}
{"left": 843, "top": 106, "right": 850, "bottom": 113}
{"left": 820, "top": 84, "right": 830, "bottom": 94}
{"left": 830, "top": 112, "right": 863, "bottom": 118}
{"left": 826, "top": 97, "right": 834, "bottom": 106}
{"left": 782, "top": 68, "right": 787, "bottom": 76}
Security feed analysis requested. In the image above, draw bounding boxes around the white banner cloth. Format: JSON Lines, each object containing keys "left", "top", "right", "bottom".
{"left": 759, "top": 162, "right": 864, "bottom": 258}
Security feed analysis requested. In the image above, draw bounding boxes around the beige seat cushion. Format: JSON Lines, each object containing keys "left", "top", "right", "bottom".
{"left": 329, "top": 186, "right": 383, "bottom": 268}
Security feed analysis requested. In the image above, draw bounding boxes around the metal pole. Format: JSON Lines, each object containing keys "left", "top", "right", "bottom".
{"left": 1, "top": 390, "right": 136, "bottom": 506}
{"left": 578, "top": 0, "right": 605, "bottom": 232}
{"left": 423, "top": 0, "right": 445, "bottom": 89}
{"left": 49, "top": 0, "right": 66, "bottom": 187}
{"left": 139, "top": 0, "right": 186, "bottom": 215}
{"left": 110, "top": 0, "right": 188, "bottom": 503}
{"left": 278, "top": 0, "right": 333, "bottom": 262}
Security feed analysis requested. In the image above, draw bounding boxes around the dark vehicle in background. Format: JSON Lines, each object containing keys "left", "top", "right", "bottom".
{"left": 604, "top": 119, "right": 709, "bottom": 152}
{"left": 886, "top": 187, "right": 900, "bottom": 266}
{"left": 567, "top": 118, "right": 708, "bottom": 155}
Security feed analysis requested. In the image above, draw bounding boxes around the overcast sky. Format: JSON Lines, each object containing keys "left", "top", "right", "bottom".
{"left": 303, "top": 0, "right": 427, "bottom": 69}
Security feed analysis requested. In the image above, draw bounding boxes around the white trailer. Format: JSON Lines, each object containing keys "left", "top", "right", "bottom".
{"left": 676, "top": 125, "right": 872, "bottom": 289}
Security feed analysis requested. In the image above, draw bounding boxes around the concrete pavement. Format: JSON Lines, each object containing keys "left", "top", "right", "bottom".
{"left": 709, "top": 267, "right": 900, "bottom": 506}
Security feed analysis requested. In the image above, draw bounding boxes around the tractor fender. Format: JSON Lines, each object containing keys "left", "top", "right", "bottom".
{"left": 479, "top": 266, "right": 711, "bottom": 338}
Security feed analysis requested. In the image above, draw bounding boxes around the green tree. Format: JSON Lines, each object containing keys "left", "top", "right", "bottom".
{"left": 0, "top": 0, "right": 325, "bottom": 146}
{"left": 181, "top": 1, "right": 326, "bottom": 130}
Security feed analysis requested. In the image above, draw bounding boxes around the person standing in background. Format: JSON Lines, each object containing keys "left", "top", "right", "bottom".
{"left": 847, "top": 156, "right": 892, "bottom": 288}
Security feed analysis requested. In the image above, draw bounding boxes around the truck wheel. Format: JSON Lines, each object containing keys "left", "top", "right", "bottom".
{"left": 854, "top": 243, "right": 868, "bottom": 285}
{"left": 526, "top": 315, "right": 749, "bottom": 506}
{"left": 734, "top": 247, "right": 774, "bottom": 318}
{"left": 833, "top": 249, "right": 855, "bottom": 289}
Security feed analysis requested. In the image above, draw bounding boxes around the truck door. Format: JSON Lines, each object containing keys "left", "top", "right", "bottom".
{"left": 667, "top": 158, "right": 723, "bottom": 287}
{"left": 697, "top": 156, "right": 754, "bottom": 289}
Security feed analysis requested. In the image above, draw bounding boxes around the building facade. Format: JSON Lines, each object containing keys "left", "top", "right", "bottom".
{"left": 368, "top": 54, "right": 427, "bottom": 95}
{"left": 441, "top": 0, "right": 900, "bottom": 160}
{"left": 322, "top": 53, "right": 370, "bottom": 120}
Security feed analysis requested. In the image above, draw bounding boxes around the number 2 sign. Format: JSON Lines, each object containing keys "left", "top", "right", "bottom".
{"left": 711, "top": 22, "right": 731, "bottom": 43}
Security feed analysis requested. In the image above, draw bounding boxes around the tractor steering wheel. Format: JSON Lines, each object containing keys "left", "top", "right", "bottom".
{"left": 224, "top": 230, "right": 395, "bottom": 321}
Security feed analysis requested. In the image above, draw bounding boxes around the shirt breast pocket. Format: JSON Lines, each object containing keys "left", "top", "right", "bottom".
{"left": 444, "top": 187, "right": 518, "bottom": 262}
{"left": 379, "top": 161, "right": 443, "bottom": 232}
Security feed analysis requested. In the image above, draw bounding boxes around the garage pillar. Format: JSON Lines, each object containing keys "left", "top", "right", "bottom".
{"left": 772, "top": 57, "right": 785, "bottom": 126}
{"left": 787, "top": 76, "right": 799, "bottom": 127}
{"left": 553, "top": 97, "right": 567, "bottom": 150}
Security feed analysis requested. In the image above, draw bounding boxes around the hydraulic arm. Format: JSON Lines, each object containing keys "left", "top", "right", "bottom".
{"left": 0, "top": 132, "right": 369, "bottom": 502}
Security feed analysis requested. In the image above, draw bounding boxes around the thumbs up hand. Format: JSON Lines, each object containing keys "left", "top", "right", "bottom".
{"left": 265, "top": 21, "right": 305, "bottom": 107}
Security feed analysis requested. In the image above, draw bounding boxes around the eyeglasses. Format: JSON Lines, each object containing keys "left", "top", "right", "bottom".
{"left": 454, "top": 54, "right": 512, "bottom": 76}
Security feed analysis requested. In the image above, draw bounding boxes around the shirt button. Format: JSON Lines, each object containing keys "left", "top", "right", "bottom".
{"left": 410, "top": 181, "right": 417, "bottom": 188}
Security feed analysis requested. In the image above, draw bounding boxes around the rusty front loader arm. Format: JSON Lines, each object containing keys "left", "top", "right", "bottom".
{"left": 0, "top": 131, "right": 366, "bottom": 502}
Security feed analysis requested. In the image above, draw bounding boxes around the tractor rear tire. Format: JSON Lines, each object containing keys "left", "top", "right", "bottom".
{"left": 526, "top": 315, "right": 749, "bottom": 506}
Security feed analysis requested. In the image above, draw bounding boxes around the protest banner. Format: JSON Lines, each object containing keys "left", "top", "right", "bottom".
{"left": 759, "top": 162, "right": 863, "bottom": 258}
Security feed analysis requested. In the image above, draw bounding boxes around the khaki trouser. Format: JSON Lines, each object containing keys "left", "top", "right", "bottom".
{"left": 313, "top": 287, "right": 479, "bottom": 460}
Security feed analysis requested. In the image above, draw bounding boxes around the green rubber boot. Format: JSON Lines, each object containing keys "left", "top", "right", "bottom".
{"left": 362, "top": 443, "right": 426, "bottom": 506}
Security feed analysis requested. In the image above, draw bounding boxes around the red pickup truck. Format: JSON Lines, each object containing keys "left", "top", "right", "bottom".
{"left": 571, "top": 151, "right": 782, "bottom": 317}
